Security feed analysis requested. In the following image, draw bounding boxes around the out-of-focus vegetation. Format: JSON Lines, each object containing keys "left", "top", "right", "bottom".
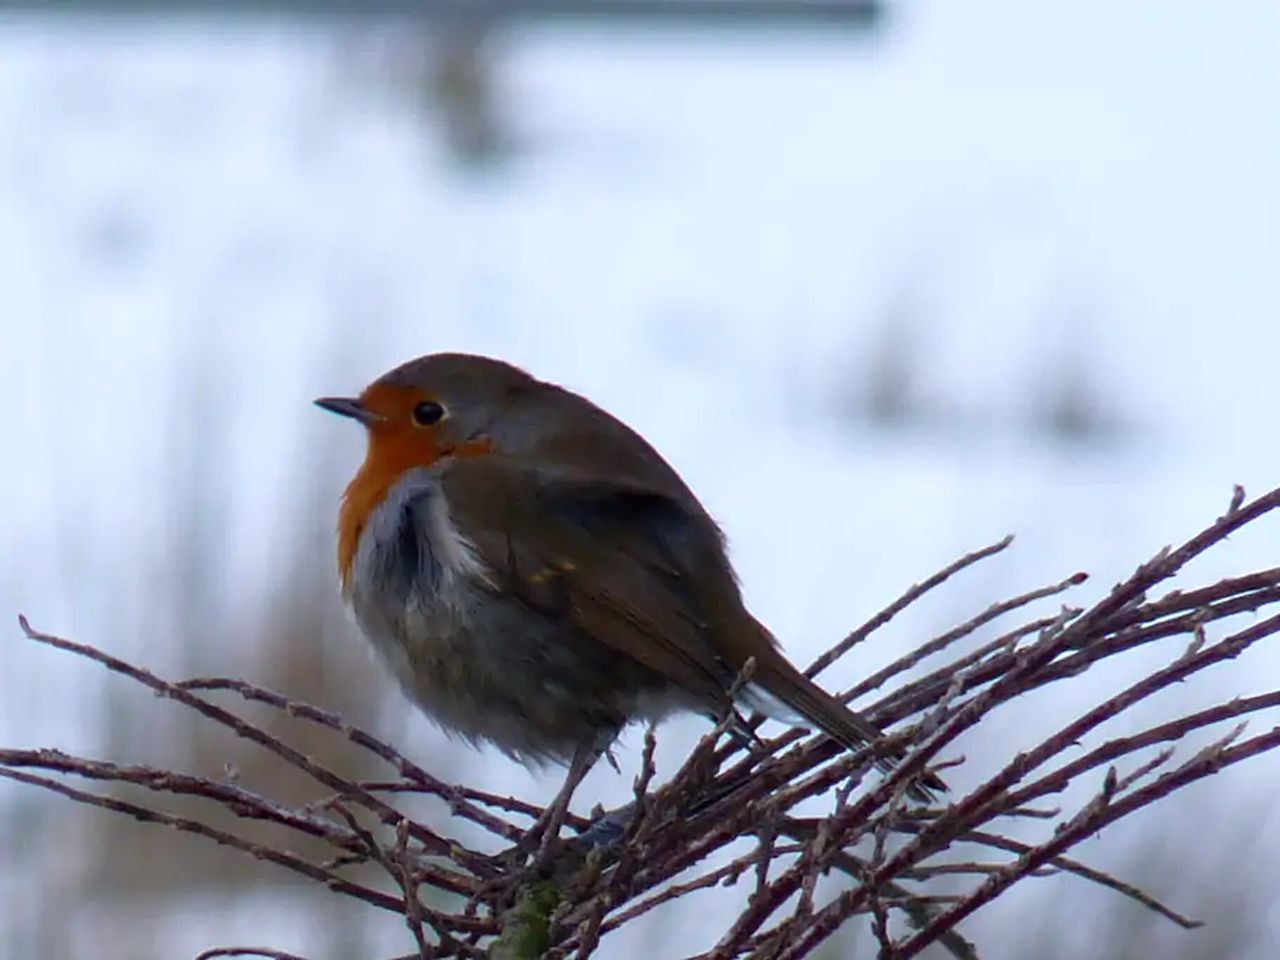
{"left": 3, "top": 6, "right": 1279, "bottom": 958}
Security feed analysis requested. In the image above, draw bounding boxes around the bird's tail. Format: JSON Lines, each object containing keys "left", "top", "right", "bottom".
{"left": 749, "top": 653, "right": 945, "bottom": 803}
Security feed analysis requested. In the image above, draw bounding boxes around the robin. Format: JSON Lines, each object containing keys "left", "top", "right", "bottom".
{"left": 316, "top": 353, "right": 937, "bottom": 840}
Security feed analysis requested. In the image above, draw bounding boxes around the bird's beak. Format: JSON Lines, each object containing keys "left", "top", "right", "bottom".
{"left": 314, "top": 396, "right": 380, "bottom": 425}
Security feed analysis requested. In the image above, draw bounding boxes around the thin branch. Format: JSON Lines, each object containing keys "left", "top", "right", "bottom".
{"left": 806, "top": 535, "right": 1014, "bottom": 679}
{"left": 179, "top": 676, "right": 532, "bottom": 842}
{"left": 0, "top": 767, "right": 407, "bottom": 913}
{"left": 16, "top": 617, "right": 488, "bottom": 878}
{"left": 10, "top": 484, "right": 1280, "bottom": 960}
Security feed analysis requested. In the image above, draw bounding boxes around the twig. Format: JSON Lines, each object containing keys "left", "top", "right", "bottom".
{"left": 806, "top": 535, "right": 1014, "bottom": 679}
{"left": 11, "top": 484, "right": 1280, "bottom": 960}
{"left": 0, "top": 767, "right": 406, "bottom": 913}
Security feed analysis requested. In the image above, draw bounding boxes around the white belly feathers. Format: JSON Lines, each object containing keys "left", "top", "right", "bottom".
{"left": 343, "top": 467, "right": 491, "bottom": 697}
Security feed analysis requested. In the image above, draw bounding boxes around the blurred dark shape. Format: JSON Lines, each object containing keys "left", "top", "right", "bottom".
{"left": 1035, "top": 292, "right": 1126, "bottom": 445}
{"left": 430, "top": 23, "right": 506, "bottom": 167}
{"left": 837, "top": 269, "right": 1127, "bottom": 446}
{"left": 860, "top": 297, "right": 924, "bottom": 429}
{"left": 1039, "top": 350, "right": 1116, "bottom": 444}
{"left": 22, "top": 0, "right": 883, "bottom": 26}
{"left": 18, "top": 0, "right": 885, "bottom": 166}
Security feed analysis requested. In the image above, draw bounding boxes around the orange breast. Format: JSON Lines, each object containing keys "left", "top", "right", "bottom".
{"left": 338, "top": 429, "right": 438, "bottom": 591}
{"left": 337, "top": 423, "right": 493, "bottom": 591}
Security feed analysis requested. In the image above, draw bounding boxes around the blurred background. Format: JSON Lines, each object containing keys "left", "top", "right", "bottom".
{"left": 3, "top": 1, "right": 1280, "bottom": 957}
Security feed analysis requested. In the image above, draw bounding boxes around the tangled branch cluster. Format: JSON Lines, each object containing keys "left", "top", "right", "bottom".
{"left": 6, "top": 485, "right": 1280, "bottom": 959}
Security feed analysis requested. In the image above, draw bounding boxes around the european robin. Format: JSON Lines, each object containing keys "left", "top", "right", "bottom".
{"left": 316, "top": 353, "right": 937, "bottom": 821}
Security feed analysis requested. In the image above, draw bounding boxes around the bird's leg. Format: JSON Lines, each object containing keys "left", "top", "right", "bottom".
{"left": 467, "top": 745, "right": 603, "bottom": 914}
{"left": 528, "top": 741, "right": 600, "bottom": 867}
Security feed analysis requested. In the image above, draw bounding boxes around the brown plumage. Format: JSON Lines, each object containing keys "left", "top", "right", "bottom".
{"left": 317, "top": 352, "right": 940, "bottom": 811}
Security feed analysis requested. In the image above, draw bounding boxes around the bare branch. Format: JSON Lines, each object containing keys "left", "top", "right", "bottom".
{"left": 9, "top": 484, "right": 1280, "bottom": 959}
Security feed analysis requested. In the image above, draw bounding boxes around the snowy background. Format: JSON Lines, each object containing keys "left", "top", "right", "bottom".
{"left": 3, "top": 2, "right": 1280, "bottom": 957}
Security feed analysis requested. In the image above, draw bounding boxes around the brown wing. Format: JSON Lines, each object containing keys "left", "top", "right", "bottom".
{"left": 441, "top": 455, "right": 744, "bottom": 710}
{"left": 443, "top": 455, "right": 944, "bottom": 800}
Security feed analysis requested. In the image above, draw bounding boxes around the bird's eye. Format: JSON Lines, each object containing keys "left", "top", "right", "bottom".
{"left": 412, "top": 401, "right": 445, "bottom": 426}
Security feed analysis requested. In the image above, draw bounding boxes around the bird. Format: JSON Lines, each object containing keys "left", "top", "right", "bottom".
{"left": 316, "top": 352, "right": 937, "bottom": 840}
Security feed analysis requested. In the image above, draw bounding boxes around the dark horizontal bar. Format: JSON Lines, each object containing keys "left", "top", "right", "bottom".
{"left": 1, "top": 0, "right": 883, "bottom": 27}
